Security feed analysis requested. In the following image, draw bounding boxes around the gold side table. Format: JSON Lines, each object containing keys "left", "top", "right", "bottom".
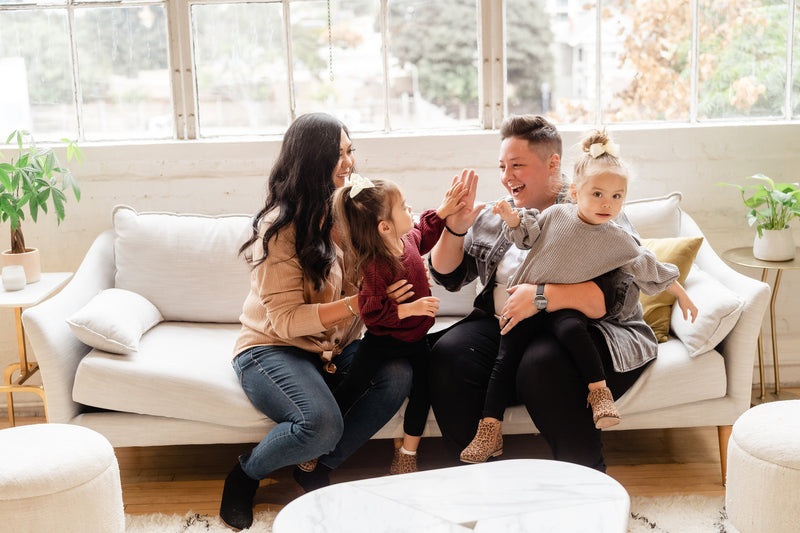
{"left": 0, "top": 272, "right": 72, "bottom": 426}
{"left": 722, "top": 248, "right": 800, "bottom": 403}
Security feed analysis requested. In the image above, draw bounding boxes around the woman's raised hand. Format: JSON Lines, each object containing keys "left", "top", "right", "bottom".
{"left": 444, "top": 169, "right": 484, "bottom": 234}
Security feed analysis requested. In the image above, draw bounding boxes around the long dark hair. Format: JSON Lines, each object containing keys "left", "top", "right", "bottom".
{"left": 240, "top": 113, "right": 349, "bottom": 291}
{"left": 332, "top": 178, "right": 403, "bottom": 286}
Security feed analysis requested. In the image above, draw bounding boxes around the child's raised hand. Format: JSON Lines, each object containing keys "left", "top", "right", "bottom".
{"left": 492, "top": 199, "right": 520, "bottom": 228}
{"left": 436, "top": 179, "right": 467, "bottom": 220}
{"left": 677, "top": 293, "right": 698, "bottom": 323}
{"left": 398, "top": 296, "right": 440, "bottom": 319}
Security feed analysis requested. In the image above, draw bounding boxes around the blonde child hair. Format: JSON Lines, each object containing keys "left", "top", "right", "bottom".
{"left": 332, "top": 177, "right": 404, "bottom": 284}
{"left": 572, "top": 129, "right": 630, "bottom": 190}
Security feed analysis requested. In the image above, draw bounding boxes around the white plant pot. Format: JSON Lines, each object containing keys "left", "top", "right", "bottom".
{"left": 753, "top": 228, "right": 796, "bottom": 261}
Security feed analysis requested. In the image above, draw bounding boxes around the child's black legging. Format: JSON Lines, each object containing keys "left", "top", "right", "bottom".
{"left": 334, "top": 332, "right": 430, "bottom": 437}
{"left": 482, "top": 309, "right": 605, "bottom": 420}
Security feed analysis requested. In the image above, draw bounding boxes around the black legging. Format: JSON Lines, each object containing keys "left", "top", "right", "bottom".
{"left": 335, "top": 332, "right": 431, "bottom": 437}
{"left": 428, "top": 311, "right": 648, "bottom": 471}
{"left": 483, "top": 309, "right": 607, "bottom": 420}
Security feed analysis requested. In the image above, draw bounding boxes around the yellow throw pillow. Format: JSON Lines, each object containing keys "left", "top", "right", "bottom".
{"left": 639, "top": 236, "right": 704, "bottom": 342}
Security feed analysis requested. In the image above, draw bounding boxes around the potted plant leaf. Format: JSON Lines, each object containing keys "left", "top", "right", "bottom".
{"left": 719, "top": 173, "right": 800, "bottom": 261}
{"left": 0, "top": 130, "right": 83, "bottom": 283}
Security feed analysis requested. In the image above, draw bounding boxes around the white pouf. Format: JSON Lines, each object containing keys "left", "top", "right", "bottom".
{"left": 726, "top": 400, "right": 800, "bottom": 533}
{"left": 0, "top": 423, "right": 124, "bottom": 533}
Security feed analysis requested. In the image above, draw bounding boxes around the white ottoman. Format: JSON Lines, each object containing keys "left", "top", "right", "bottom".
{"left": 0, "top": 423, "right": 124, "bottom": 533}
{"left": 726, "top": 400, "right": 800, "bottom": 533}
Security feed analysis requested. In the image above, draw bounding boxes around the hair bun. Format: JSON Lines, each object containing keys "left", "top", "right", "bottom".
{"left": 581, "top": 129, "right": 611, "bottom": 153}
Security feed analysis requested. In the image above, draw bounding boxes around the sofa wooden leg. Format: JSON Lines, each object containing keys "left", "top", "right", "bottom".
{"left": 718, "top": 424, "right": 732, "bottom": 485}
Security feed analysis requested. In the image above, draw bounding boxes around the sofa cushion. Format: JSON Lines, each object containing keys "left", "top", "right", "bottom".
{"left": 670, "top": 265, "right": 745, "bottom": 357}
{"left": 72, "top": 322, "right": 268, "bottom": 427}
{"left": 112, "top": 205, "right": 252, "bottom": 323}
{"left": 624, "top": 192, "right": 682, "bottom": 239}
{"left": 639, "top": 236, "right": 704, "bottom": 342}
{"left": 615, "top": 339, "right": 727, "bottom": 415}
{"left": 66, "top": 288, "right": 163, "bottom": 354}
{"left": 429, "top": 277, "right": 478, "bottom": 317}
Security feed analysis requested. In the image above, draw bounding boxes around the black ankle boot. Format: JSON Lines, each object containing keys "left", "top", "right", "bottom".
{"left": 293, "top": 463, "right": 331, "bottom": 493}
{"left": 219, "top": 462, "right": 260, "bottom": 531}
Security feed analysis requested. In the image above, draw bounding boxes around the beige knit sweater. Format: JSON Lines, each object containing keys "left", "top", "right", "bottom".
{"left": 233, "top": 213, "right": 361, "bottom": 362}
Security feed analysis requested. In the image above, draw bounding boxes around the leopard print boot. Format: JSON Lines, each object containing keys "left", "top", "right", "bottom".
{"left": 459, "top": 418, "right": 503, "bottom": 464}
{"left": 389, "top": 448, "right": 418, "bottom": 475}
{"left": 587, "top": 386, "right": 621, "bottom": 429}
{"left": 297, "top": 458, "right": 318, "bottom": 472}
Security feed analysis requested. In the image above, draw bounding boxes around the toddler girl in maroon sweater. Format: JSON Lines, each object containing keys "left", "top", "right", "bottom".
{"left": 325, "top": 174, "right": 465, "bottom": 474}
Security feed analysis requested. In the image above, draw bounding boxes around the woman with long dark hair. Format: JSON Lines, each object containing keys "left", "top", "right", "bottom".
{"left": 219, "top": 113, "right": 412, "bottom": 530}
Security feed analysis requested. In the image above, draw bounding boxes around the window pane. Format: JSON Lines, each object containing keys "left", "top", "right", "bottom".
{"left": 508, "top": 0, "right": 596, "bottom": 124}
{"left": 192, "top": 2, "right": 287, "bottom": 137}
{"left": 698, "top": 0, "right": 788, "bottom": 120}
{"left": 388, "top": 0, "right": 479, "bottom": 129}
{"left": 291, "top": 0, "right": 384, "bottom": 132}
{"left": 75, "top": 6, "right": 173, "bottom": 140}
{"left": 601, "top": 0, "right": 691, "bottom": 122}
{"left": 0, "top": 9, "right": 76, "bottom": 140}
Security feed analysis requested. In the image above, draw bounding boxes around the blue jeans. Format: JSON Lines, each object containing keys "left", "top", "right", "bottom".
{"left": 232, "top": 340, "right": 411, "bottom": 480}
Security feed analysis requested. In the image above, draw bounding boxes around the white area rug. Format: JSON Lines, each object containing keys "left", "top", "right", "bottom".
{"left": 628, "top": 495, "right": 735, "bottom": 533}
{"left": 124, "top": 494, "right": 733, "bottom": 532}
{"left": 125, "top": 511, "right": 277, "bottom": 532}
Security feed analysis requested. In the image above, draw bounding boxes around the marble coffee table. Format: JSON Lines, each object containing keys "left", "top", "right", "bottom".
{"left": 272, "top": 459, "right": 629, "bottom": 532}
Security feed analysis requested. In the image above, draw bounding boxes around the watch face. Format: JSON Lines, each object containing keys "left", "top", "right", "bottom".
{"left": 534, "top": 295, "right": 547, "bottom": 310}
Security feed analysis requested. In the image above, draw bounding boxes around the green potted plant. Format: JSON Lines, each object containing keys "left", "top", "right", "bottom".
{"left": 719, "top": 173, "right": 800, "bottom": 261}
{"left": 0, "top": 130, "right": 83, "bottom": 282}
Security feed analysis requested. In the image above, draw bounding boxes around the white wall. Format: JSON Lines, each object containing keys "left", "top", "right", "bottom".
{"left": 3, "top": 122, "right": 799, "bottom": 414}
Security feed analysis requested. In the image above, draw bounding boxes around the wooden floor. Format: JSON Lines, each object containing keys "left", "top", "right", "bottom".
{"left": 5, "top": 388, "right": 796, "bottom": 517}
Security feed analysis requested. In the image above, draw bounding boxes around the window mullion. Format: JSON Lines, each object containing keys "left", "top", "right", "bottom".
{"left": 785, "top": 0, "right": 796, "bottom": 120}
{"left": 478, "top": 0, "right": 503, "bottom": 129}
{"left": 690, "top": 0, "right": 699, "bottom": 122}
{"left": 167, "top": 0, "right": 195, "bottom": 139}
{"left": 66, "top": 0, "right": 84, "bottom": 141}
{"left": 595, "top": 0, "right": 602, "bottom": 126}
{"left": 381, "top": 0, "right": 390, "bottom": 132}
{"left": 284, "top": 0, "right": 296, "bottom": 124}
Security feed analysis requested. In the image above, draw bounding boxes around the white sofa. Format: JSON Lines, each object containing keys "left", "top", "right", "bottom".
{"left": 23, "top": 192, "right": 769, "bottom": 479}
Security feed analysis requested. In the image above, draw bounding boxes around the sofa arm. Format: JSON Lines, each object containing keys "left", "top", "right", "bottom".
{"left": 682, "top": 213, "right": 770, "bottom": 415}
{"left": 22, "top": 230, "right": 116, "bottom": 423}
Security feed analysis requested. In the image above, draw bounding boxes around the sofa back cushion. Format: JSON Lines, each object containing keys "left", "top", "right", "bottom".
{"left": 113, "top": 205, "right": 252, "bottom": 323}
{"left": 623, "top": 191, "right": 682, "bottom": 239}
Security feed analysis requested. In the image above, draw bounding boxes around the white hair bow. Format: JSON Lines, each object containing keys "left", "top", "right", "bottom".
{"left": 588, "top": 141, "right": 621, "bottom": 159}
{"left": 345, "top": 173, "right": 375, "bottom": 198}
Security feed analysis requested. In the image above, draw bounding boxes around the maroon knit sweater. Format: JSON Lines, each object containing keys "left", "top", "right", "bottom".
{"left": 358, "top": 209, "right": 445, "bottom": 342}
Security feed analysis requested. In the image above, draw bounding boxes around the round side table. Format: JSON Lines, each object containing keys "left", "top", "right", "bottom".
{"left": 722, "top": 247, "right": 800, "bottom": 402}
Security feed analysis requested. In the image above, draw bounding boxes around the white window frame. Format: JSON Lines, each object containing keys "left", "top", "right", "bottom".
{"left": 2, "top": 0, "right": 799, "bottom": 142}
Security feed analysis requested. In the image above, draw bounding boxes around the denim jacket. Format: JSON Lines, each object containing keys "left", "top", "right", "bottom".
{"left": 429, "top": 195, "right": 657, "bottom": 373}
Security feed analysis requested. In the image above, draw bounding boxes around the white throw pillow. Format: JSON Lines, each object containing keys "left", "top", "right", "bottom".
{"left": 67, "top": 288, "right": 164, "bottom": 354}
{"left": 112, "top": 205, "right": 252, "bottom": 323}
{"left": 670, "top": 266, "right": 745, "bottom": 357}
{"left": 623, "top": 191, "right": 682, "bottom": 239}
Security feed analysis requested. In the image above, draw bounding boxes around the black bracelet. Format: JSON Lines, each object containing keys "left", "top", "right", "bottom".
{"left": 445, "top": 225, "right": 467, "bottom": 237}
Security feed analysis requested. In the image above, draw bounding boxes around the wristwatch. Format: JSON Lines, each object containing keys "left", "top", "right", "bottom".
{"left": 533, "top": 284, "right": 548, "bottom": 311}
